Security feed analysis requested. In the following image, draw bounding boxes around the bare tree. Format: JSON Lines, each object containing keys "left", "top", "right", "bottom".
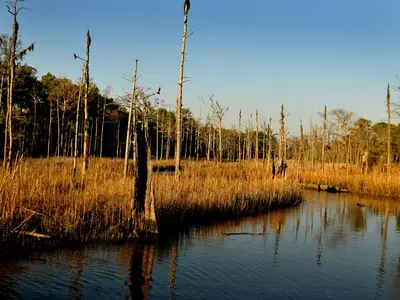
{"left": 277, "top": 105, "right": 287, "bottom": 178}
{"left": 267, "top": 118, "right": 272, "bottom": 168}
{"left": 387, "top": 83, "right": 391, "bottom": 174}
{"left": 202, "top": 95, "right": 228, "bottom": 163}
{"left": 321, "top": 105, "right": 327, "bottom": 171}
{"left": 72, "top": 66, "right": 84, "bottom": 185}
{"left": 238, "top": 110, "right": 241, "bottom": 162}
{"left": 100, "top": 86, "right": 112, "bottom": 158}
{"left": 124, "top": 60, "right": 139, "bottom": 177}
{"left": 82, "top": 31, "right": 91, "bottom": 175}
{"left": 255, "top": 110, "right": 259, "bottom": 162}
{"left": 4, "top": 0, "right": 34, "bottom": 171}
{"left": 165, "top": 108, "right": 172, "bottom": 160}
{"left": 132, "top": 88, "right": 159, "bottom": 235}
{"left": 175, "top": 0, "right": 192, "bottom": 177}
{"left": 73, "top": 31, "right": 91, "bottom": 175}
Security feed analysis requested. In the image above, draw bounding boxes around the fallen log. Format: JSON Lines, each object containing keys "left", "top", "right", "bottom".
{"left": 224, "top": 232, "right": 267, "bottom": 236}
{"left": 300, "top": 183, "right": 349, "bottom": 193}
{"left": 14, "top": 230, "right": 51, "bottom": 239}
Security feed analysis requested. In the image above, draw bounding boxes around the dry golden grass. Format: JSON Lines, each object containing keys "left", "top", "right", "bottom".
{"left": 288, "top": 162, "right": 400, "bottom": 198}
{"left": 0, "top": 158, "right": 302, "bottom": 245}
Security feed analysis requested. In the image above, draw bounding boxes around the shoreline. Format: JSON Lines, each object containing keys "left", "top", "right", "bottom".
{"left": 0, "top": 195, "right": 302, "bottom": 259}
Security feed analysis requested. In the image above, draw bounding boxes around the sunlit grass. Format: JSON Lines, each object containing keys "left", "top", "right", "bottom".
{"left": 0, "top": 158, "right": 302, "bottom": 244}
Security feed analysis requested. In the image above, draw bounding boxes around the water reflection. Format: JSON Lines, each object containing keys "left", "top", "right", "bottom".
{"left": 1, "top": 191, "right": 400, "bottom": 299}
{"left": 129, "top": 242, "right": 156, "bottom": 299}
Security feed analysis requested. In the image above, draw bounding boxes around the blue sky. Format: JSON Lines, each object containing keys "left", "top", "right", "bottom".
{"left": 0, "top": 0, "right": 399, "bottom": 134}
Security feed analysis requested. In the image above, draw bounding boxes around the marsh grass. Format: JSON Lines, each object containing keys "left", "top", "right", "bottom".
{"left": 290, "top": 162, "right": 400, "bottom": 198}
{"left": 0, "top": 158, "right": 302, "bottom": 250}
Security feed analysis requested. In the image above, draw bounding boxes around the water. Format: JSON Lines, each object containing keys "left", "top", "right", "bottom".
{"left": 1, "top": 191, "right": 400, "bottom": 300}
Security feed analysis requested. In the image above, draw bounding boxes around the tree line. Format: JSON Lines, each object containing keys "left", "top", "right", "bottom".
{"left": 1, "top": 0, "right": 398, "bottom": 175}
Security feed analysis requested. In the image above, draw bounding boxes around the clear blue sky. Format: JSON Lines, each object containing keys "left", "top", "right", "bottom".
{"left": 1, "top": 0, "right": 399, "bottom": 134}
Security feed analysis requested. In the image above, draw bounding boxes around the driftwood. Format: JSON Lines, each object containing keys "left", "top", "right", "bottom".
{"left": 224, "top": 232, "right": 267, "bottom": 236}
{"left": 14, "top": 230, "right": 51, "bottom": 239}
{"left": 11, "top": 208, "right": 51, "bottom": 239}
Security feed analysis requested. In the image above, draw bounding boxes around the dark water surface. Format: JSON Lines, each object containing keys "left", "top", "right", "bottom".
{"left": 1, "top": 191, "right": 400, "bottom": 300}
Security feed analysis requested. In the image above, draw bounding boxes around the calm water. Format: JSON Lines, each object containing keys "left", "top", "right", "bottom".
{"left": 1, "top": 191, "right": 400, "bottom": 300}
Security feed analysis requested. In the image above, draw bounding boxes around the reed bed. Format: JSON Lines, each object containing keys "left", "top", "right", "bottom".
{"left": 290, "top": 162, "right": 400, "bottom": 198}
{"left": 0, "top": 158, "right": 302, "bottom": 251}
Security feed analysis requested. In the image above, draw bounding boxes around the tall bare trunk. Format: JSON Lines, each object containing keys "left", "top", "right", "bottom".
{"left": 124, "top": 60, "right": 138, "bottom": 177}
{"left": 160, "top": 115, "right": 164, "bottom": 160}
{"left": 255, "top": 110, "right": 259, "bottom": 162}
{"left": 166, "top": 109, "right": 171, "bottom": 160}
{"left": 31, "top": 89, "right": 37, "bottom": 155}
{"left": 6, "top": 6, "right": 19, "bottom": 171}
{"left": 100, "top": 96, "right": 106, "bottom": 158}
{"left": 310, "top": 118, "right": 314, "bottom": 170}
{"left": 133, "top": 97, "right": 158, "bottom": 235}
{"left": 278, "top": 105, "right": 286, "bottom": 178}
{"left": 196, "top": 110, "right": 201, "bottom": 161}
{"left": 156, "top": 108, "right": 159, "bottom": 161}
{"left": 0, "top": 75, "right": 5, "bottom": 166}
{"left": 175, "top": 0, "right": 191, "bottom": 177}
{"left": 82, "top": 30, "right": 91, "bottom": 176}
{"left": 207, "top": 120, "right": 211, "bottom": 161}
{"left": 72, "top": 68, "right": 84, "bottom": 185}
{"left": 56, "top": 102, "right": 60, "bottom": 156}
{"left": 263, "top": 119, "right": 267, "bottom": 160}
{"left": 387, "top": 83, "right": 391, "bottom": 175}
{"left": 267, "top": 118, "right": 272, "bottom": 168}
{"left": 94, "top": 97, "right": 100, "bottom": 156}
{"left": 322, "top": 105, "right": 327, "bottom": 171}
{"left": 116, "top": 118, "right": 120, "bottom": 158}
{"left": 3, "top": 78, "right": 9, "bottom": 168}
{"left": 47, "top": 101, "right": 52, "bottom": 157}
{"left": 218, "top": 117, "right": 222, "bottom": 163}
{"left": 0, "top": 75, "right": 3, "bottom": 108}
{"left": 238, "top": 110, "right": 241, "bottom": 162}
{"left": 61, "top": 101, "right": 66, "bottom": 156}
{"left": 297, "top": 119, "right": 305, "bottom": 180}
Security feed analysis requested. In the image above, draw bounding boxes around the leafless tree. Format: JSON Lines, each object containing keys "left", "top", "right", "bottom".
{"left": 124, "top": 60, "right": 139, "bottom": 177}
{"left": 175, "top": 0, "right": 192, "bottom": 177}
{"left": 202, "top": 95, "right": 228, "bottom": 163}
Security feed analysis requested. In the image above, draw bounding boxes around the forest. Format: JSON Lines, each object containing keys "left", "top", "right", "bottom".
{"left": 2, "top": 52, "right": 400, "bottom": 167}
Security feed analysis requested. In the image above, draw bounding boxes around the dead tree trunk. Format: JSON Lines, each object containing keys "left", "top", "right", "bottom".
{"left": 175, "top": 0, "right": 191, "bottom": 177}
{"left": 160, "top": 113, "right": 164, "bottom": 160}
{"left": 267, "top": 118, "right": 272, "bottom": 168}
{"left": 387, "top": 83, "right": 391, "bottom": 175}
{"left": 238, "top": 110, "right": 241, "bottom": 162}
{"left": 166, "top": 109, "right": 171, "bottom": 160}
{"left": 156, "top": 108, "right": 159, "bottom": 161}
{"left": 56, "top": 102, "right": 60, "bottom": 156}
{"left": 124, "top": 59, "right": 138, "bottom": 177}
{"left": 206, "top": 117, "right": 211, "bottom": 161}
{"left": 277, "top": 105, "right": 286, "bottom": 178}
{"left": 100, "top": 96, "right": 106, "bottom": 158}
{"left": 322, "top": 105, "right": 327, "bottom": 171}
{"left": 255, "top": 110, "right": 259, "bottom": 162}
{"left": 3, "top": 76, "right": 9, "bottom": 168}
{"left": 72, "top": 67, "right": 84, "bottom": 185}
{"left": 310, "top": 118, "right": 314, "bottom": 170}
{"left": 5, "top": 2, "right": 19, "bottom": 171}
{"left": 0, "top": 75, "right": 4, "bottom": 108}
{"left": 196, "top": 110, "right": 201, "bottom": 161}
{"left": 47, "top": 101, "right": 53, "bottom": 157}
{"left": 82, "top": 30, "right": 91, "bottom": 176}
{"left": 116, "top": 118, "right": 121, "bottom": 158}
{"left": 132, "top": 93, "right": 158, "bottom": 235}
